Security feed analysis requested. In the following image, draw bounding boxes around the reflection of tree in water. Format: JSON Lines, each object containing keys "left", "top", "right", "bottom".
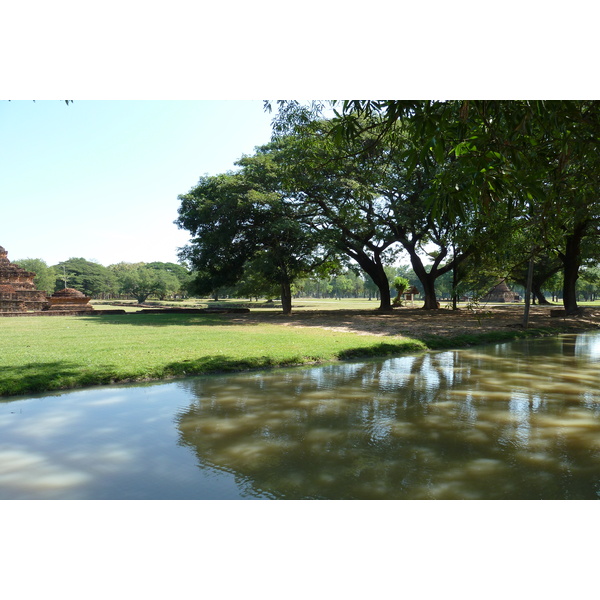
{"left": 174, "top": 339, "right": 600, "bottom": 499}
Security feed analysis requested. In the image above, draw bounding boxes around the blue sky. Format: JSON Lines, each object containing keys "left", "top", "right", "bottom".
{"left": 0, "top": 100, "right": 274, "bottom": 266}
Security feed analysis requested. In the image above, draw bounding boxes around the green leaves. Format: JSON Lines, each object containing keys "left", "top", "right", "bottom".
{"left": 454, "top": 140, "right": 477, "bottom": 157}
{"left": 431, "top": 136, "right": 446, "bottom": 163}
{"left": 176, "top": 145, "right": 338, "bottom": 311}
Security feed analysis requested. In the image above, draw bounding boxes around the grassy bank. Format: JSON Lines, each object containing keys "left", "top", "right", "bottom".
{"left": 1, "top": 310, "right": 580, "bottom": 398}
{"left": 0, "top": 313, "right": 427, "bottom": 397}
{"left": 420, "top": 327, "right": 559, "bottom": 350}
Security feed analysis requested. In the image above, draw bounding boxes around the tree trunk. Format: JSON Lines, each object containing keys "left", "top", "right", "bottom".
{"left": 349, "top": 252, "right": 392, "bottom": 311}
{"left": 371, "top": 270, "right": 392, "bottom": 311}
{"left": 561, "top": 222, "right": 587, "bottom": 315}
{"left": 135, "top": 293, "right": 150, "bottom": 304}
{"left": 280, "top": 280, "right": 292, "bottom": 315}
{"left": 407, "top": 252, "right": 439, "bottom": 309}
{"left": 523, "top": 256, "right": 534, "bottom": 328}
{"left": 511, "top": 256, "right": 561, "bottom": 307}
{"left": 533, "top": 282, "right": 552, "bottom": 305}
{"left": 562, "top": 258, "right": 580, "bottom": 315}
{"left": 420, "top": 274, "right": 439, "bottom": 309}
{"left": 404, "top": 244, "right": 447, "bottom": 310}
{"left": 452, "top": 266, "right": 458, "bottom": 310}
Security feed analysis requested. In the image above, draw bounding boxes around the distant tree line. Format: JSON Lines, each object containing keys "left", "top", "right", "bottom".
{"left": 13, "top": 257, "right": 192, "bottom": 304}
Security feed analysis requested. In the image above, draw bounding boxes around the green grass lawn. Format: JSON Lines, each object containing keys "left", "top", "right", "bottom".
{"left": 0, "top": 313, "right": 426, "bottom": 397}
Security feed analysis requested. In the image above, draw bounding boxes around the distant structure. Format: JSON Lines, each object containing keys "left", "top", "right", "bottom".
{"left": 46, "top": 288, "right": 94, "bottom": 312}
{"left": 483, "top": 279, "right": 521, "bottom": 303}
{"left": 404, "top": 285, "right": 420, "bottom": 306}
{"left": 0, "top": 245, "right": 49, "bottom": 312}
{"left": 0, "top": 244, "right": 96, "bottom": 315}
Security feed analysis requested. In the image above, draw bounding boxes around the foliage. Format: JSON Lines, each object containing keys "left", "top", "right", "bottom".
{"left": 268, "top": 100, "right": 600, "bottom": 314}
{"left": 392, "top": 276, "right": 410, "bottom": 306}
{"left": 53, "top": 257, "right": 117, "bottom": 297}
{"left": 146, "top": 262, "right": 192, "bottom": 297}
{"left": 295, "top": 275, "right": 333, "bottom": 298}
{"left": 328, "top": 100, "right": 600, "bottom": 313}
{"left": 109, "top": 263, "right": 173, "bottom": 303}
{"left": 13, "top": 258, "right": 56, "bottom": 294}
{"left": 176, "top": 150, "right": 340, "bottom": 315}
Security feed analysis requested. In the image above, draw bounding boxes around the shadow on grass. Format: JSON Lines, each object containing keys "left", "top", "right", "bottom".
{"left": 337, "top": 340, "right": 427, "bottom": 359}
{"left": 80, "top": 313, "right": 250, "bottom": 328}
{"left": 418, "top": 327, "right": 557, "bottom": 350}
{"left": 162, "top": 355, "right": 301, "bottom": 376}
{"left": 0, "top": 361, "right": 121, "bottom": 398}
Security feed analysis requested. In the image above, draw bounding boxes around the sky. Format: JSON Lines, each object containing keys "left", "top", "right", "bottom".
{"left": 0, "top": 100, "right": 275, "bottom": 266}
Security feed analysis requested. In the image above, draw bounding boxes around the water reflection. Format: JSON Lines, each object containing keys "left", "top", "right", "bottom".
{"left": 0, "top": 386, "right": 247, "bottom": 499}
{"left": 174, "top": 334, "right": 600, "bottom": 500}
{"left": 2, "top": 333, "right": 600, "bottom": 499}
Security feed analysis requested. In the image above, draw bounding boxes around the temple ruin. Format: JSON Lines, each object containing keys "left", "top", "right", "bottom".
{"left": 482, "top": 279, "right": 521, "bottom": 303}
{"left": 0, "top": 245, "right": 96, "bottom": 315}
{"left": 0, "top": 245, "right": 49, "bottom": 312}
{"left": 46, "top": 287, "right": 94, "bottom": 312}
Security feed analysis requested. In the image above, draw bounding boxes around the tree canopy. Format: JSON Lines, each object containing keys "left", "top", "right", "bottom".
{"left": 265, "top": 100, "right": 600, "bottom": 314}
{"left": 176, "top": 149, "right": 339, "bottom": 314}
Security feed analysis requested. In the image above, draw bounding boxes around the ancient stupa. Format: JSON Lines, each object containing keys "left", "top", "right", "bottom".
{"left": 0, "top": 245, "right": 49, "bottom": 312}
{"left": 46, "top": 287, "right": 94, "bottom": 312}
{"left": 482, "top": 279, "right": 521, "bottom": 303}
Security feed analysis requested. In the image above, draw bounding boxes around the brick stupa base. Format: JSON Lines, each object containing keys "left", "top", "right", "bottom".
{"left": 46, "top": 287, "right": 94, "bottom": 312}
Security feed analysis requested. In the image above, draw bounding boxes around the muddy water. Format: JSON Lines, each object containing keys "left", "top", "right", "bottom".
{"left": 2, "top": 333, "right": 600, "bottom": 499}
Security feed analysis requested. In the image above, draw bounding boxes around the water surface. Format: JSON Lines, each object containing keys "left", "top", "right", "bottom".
{"left": 2, "top": 333, "right": 600, "bottom": 499}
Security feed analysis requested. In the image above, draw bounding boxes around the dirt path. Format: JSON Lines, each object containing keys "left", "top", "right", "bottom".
{"left": 230, "top": 304, "right": 600, "bottom": 339}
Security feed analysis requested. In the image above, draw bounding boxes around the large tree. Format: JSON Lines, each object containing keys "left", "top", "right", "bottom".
{"left": 176, "top": 151, "right": 338, "bottom": 315}
{"left": 273, "top": 118, "right": 497, "bottom": 310}
{"left": 328, "top": 100, "right": 600, "bottom": 314}
{"left": 267, "top": 130, "right": 402, "bottom": 311}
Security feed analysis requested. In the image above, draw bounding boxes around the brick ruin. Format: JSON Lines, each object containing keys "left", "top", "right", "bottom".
{"left": 0, "top": 245, "right": 49, "bottom": 312}
{"left": 483, "top": 279, "right": 521, "bottom": 303}
{"left": 0, "top": 245, "right": 94, "bottom": 314}
{"left": 46, "top": 287, "right": 94, "bottom": 312}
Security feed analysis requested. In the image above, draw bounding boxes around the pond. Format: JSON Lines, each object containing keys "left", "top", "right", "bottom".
{"left": 2, "top": 332, "right": 600, "bottom": 500}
